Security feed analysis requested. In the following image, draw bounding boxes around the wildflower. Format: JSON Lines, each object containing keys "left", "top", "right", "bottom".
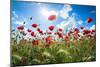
{"left": 32, "top": 23, "right": 38, "bottom": 28}
{"left": 83, "top": 33, "right": 85, "bottom": 35}
{"left": 74, "top": 28, "right": 79, "bottom": 34}
{"left": 48, "top": 15, "right": 56, "bottom": 21}
{"left": 47, "top": 32, "right": 52, "bottom": 34}
{"left": 68, "top": 31, "right": 73, "bottom": 36}
{"left": 46, "top": 36, "right": 51, "bottom": 43}
{"left": 37, "top": 28, "right": 41, "bottom": 32}
{"left": 64, "top": 35, "right": 69, "bottom": 42}
{"left": 83, "top": 29, "right": 90, "bottom": 34}
{"left": 17, "top": 26, "right": 24, "bottom": 30}
{"left": 54, "top": 32, "right": 57, "bottom": 35}
{"left": 87, "top": 17, "right": 92, "bottom": 23}
{"left": 68, "top": 32, "right": 71, "bottom": 36}
{"left": 57, "top": 32, "right": 63, "bottom": 38}
{"left": 80, "top": 26, "right": 84, "bottom": 29}
{"left": 32, "top": 40, "right": 38, "bottom": 46}
{"left": 39, "top": 30, "right": 43, "bottom": 34}
{"left": 31, "top": 32, "right": 34, "bottom": 36}
{"left": 27, "top": 29, "right": 32, "bottom": 32}
{"left": 32, "top": 40, "right": 35, "bottom": 46}
{"left": 91, "top": 30, "right": 95, "bottom": 32}
{"left": 58, "top": 28, "right": 62, "bottom": 32}
{"left": 48, "top": 25, "right": 55, "bottom": 31}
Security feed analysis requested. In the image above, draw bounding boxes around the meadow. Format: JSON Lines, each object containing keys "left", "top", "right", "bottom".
{"left": 11, "top": 19, "right": 96, "bottom": 66}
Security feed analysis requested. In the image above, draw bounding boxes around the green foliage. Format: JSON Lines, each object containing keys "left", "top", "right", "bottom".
{"left": 11, "top": 38, "right": 96, "bottom": 66}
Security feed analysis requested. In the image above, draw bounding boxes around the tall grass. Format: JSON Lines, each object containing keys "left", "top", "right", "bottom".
{"left": 11, "top": 37, "right": 96, "bottom": 66}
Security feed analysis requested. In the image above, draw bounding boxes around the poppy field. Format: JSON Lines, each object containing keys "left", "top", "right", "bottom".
{"left": 11, "top": 1, "right": 96, "bottom": 66}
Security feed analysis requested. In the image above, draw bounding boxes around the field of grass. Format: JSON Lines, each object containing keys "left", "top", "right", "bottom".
{"left": 11, "top": 36, "right": 96, "bottom": 66}
{"left": 11, "top": 17, "right": 96, "bottom": 66}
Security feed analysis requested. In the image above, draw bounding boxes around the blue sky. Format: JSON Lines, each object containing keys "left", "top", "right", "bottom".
{"left": 11, "top": 0, "right": 96, "bottom": 33}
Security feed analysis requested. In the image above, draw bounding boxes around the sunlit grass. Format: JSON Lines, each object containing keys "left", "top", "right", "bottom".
{"left": 11, "top": 37, "right": 96, "bottom": 66}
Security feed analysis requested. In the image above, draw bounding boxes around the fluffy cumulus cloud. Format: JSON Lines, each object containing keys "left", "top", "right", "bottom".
{"left": 12, "top": 13, "right": 28, "bottom": 26}
{"left": 12, "top": 11, "right": 18, "bottom": 20}
{"left": 12, "top": 10, "right": 28, "bottom": 25}
{"left": 56, "top": 13, "right": 77, "bottom": 33}
{"left": 14, "top": 20, "right": 24, "bottom": 25}
{"left": 78, "top": 20, "right": 83, "bottom": 25}
{"left": 56, "top": 21, "right": 67, "bottom": 30}
{"left": 57, "top": 4, "right": 78, "bottom": 33}
{"left": 41, "top": 8, "right": 58, "bottom": 20}
{"left": 60, "top": 5, "right": 72, "bottom": 19}
{"left": 57, "top": 4, "right": 84, "bottom": 34}
{"left": 90, "top": 25, "right": 95, "bottom": 30}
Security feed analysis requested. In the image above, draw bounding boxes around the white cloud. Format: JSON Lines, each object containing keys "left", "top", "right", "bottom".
{"left": 60, "top": 5, "right": 72, "bottom": 19}
{"left": 15, "top": 21, "right": 25, "bottom": 25}
{"left": 78, "top": 20, "right": 83, "bottom": 25}
{"left": 12, "top": 11, "right": 19, "bottom": 21}
{"left": 56, "top": 14, "right": 77, "bottom": 33}
{"left": 56, "top": 21, "right": 67, "bottom": 30}
{"left": 12, "top": 11, "right": 18, "bottom": 18}
{"left": 13, "top": 17, "right": 28, "bottom": 26}
{"left": 41, "top": 8, "right": 58, "bottom": 19}
{"left": 90, "top": 25, "right": 95, "bottom": 30}
{"left": 12, "top": 10, "right": 29, "bottom": 28}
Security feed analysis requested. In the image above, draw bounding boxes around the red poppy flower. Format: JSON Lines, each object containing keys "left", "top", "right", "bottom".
{"left": 74, "top": 28, "right": 79, "bottom": 34}
{"left": 80, "top": 26, "right": 84, "bottom": 29}
{"left": 46, "top": 36, "right": 51, "bottom": 43}
{"left": 65, "top": 36, "right": 69, "bottom": 39}
{"left": 83, "top": 30, "right": 88, "bottom": 34}
{"left": 32, "top": 23, "right": 38, "bottom": 28}
{"left": 32, "top": 40, "right": 38, "bottom": 46}
{"left": 65, "top": 35, "right": 69, "bottom": 42}
{"left": 47, "top": 32, "right": 52, "bottom": 34}
{"left": 48, "top": 15, "right": 56, "bottom": 21}
{"left": 91, "top": 30, "right": 95, "bottom": 32}
{"left": 34, "top": 35, "right": 36, "bottom": 37}
{"left": 37, "top": 28, "right": 40, "bottom": 32}
{"left": 58, "top": 28, "right": 63, "bottom": 32}
{"left": 74, "top": 28, "right": 79, "bottom": 32}
{"left": 32, "top": 40, "right": 35, "bottom": 46}
{"left": 87, "top": 17, "right": 92, "bottom": 23}
{"left": 57, "top": 33, "right": 63, "bottom": 38}
{"left": 83, "top": 33, "right": 85, "bottom": 35}
{"left": 69, "top": 31, "right": 73, "bottom": 34}
{"left": 39, "top": 30, "right": 43, "bottom": 34}
{"left": 88, "top": 30, "right": 91, "bottom": 33}
{"left": 54, "top": 32, "right": 57, "bottom": 35}
{"left": 68, "top": 32, "right": 71, "bottom": 36}
{"left": 31, "top": 32, "right": 34, "bottom": 36}
{"left": 48, "top": 25, "right": 55, "bottom": 31}
{"left": 17, "top": 26, "right": 24, "bottom": 30}
{"left": 83, "top": 30, "right": 90, "bottom": 34}
{"left": 67, "top": 31, "right": 73, "bottom": 36}
{"left": 27, "top": 29, "right": 32, "bottom": 32}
